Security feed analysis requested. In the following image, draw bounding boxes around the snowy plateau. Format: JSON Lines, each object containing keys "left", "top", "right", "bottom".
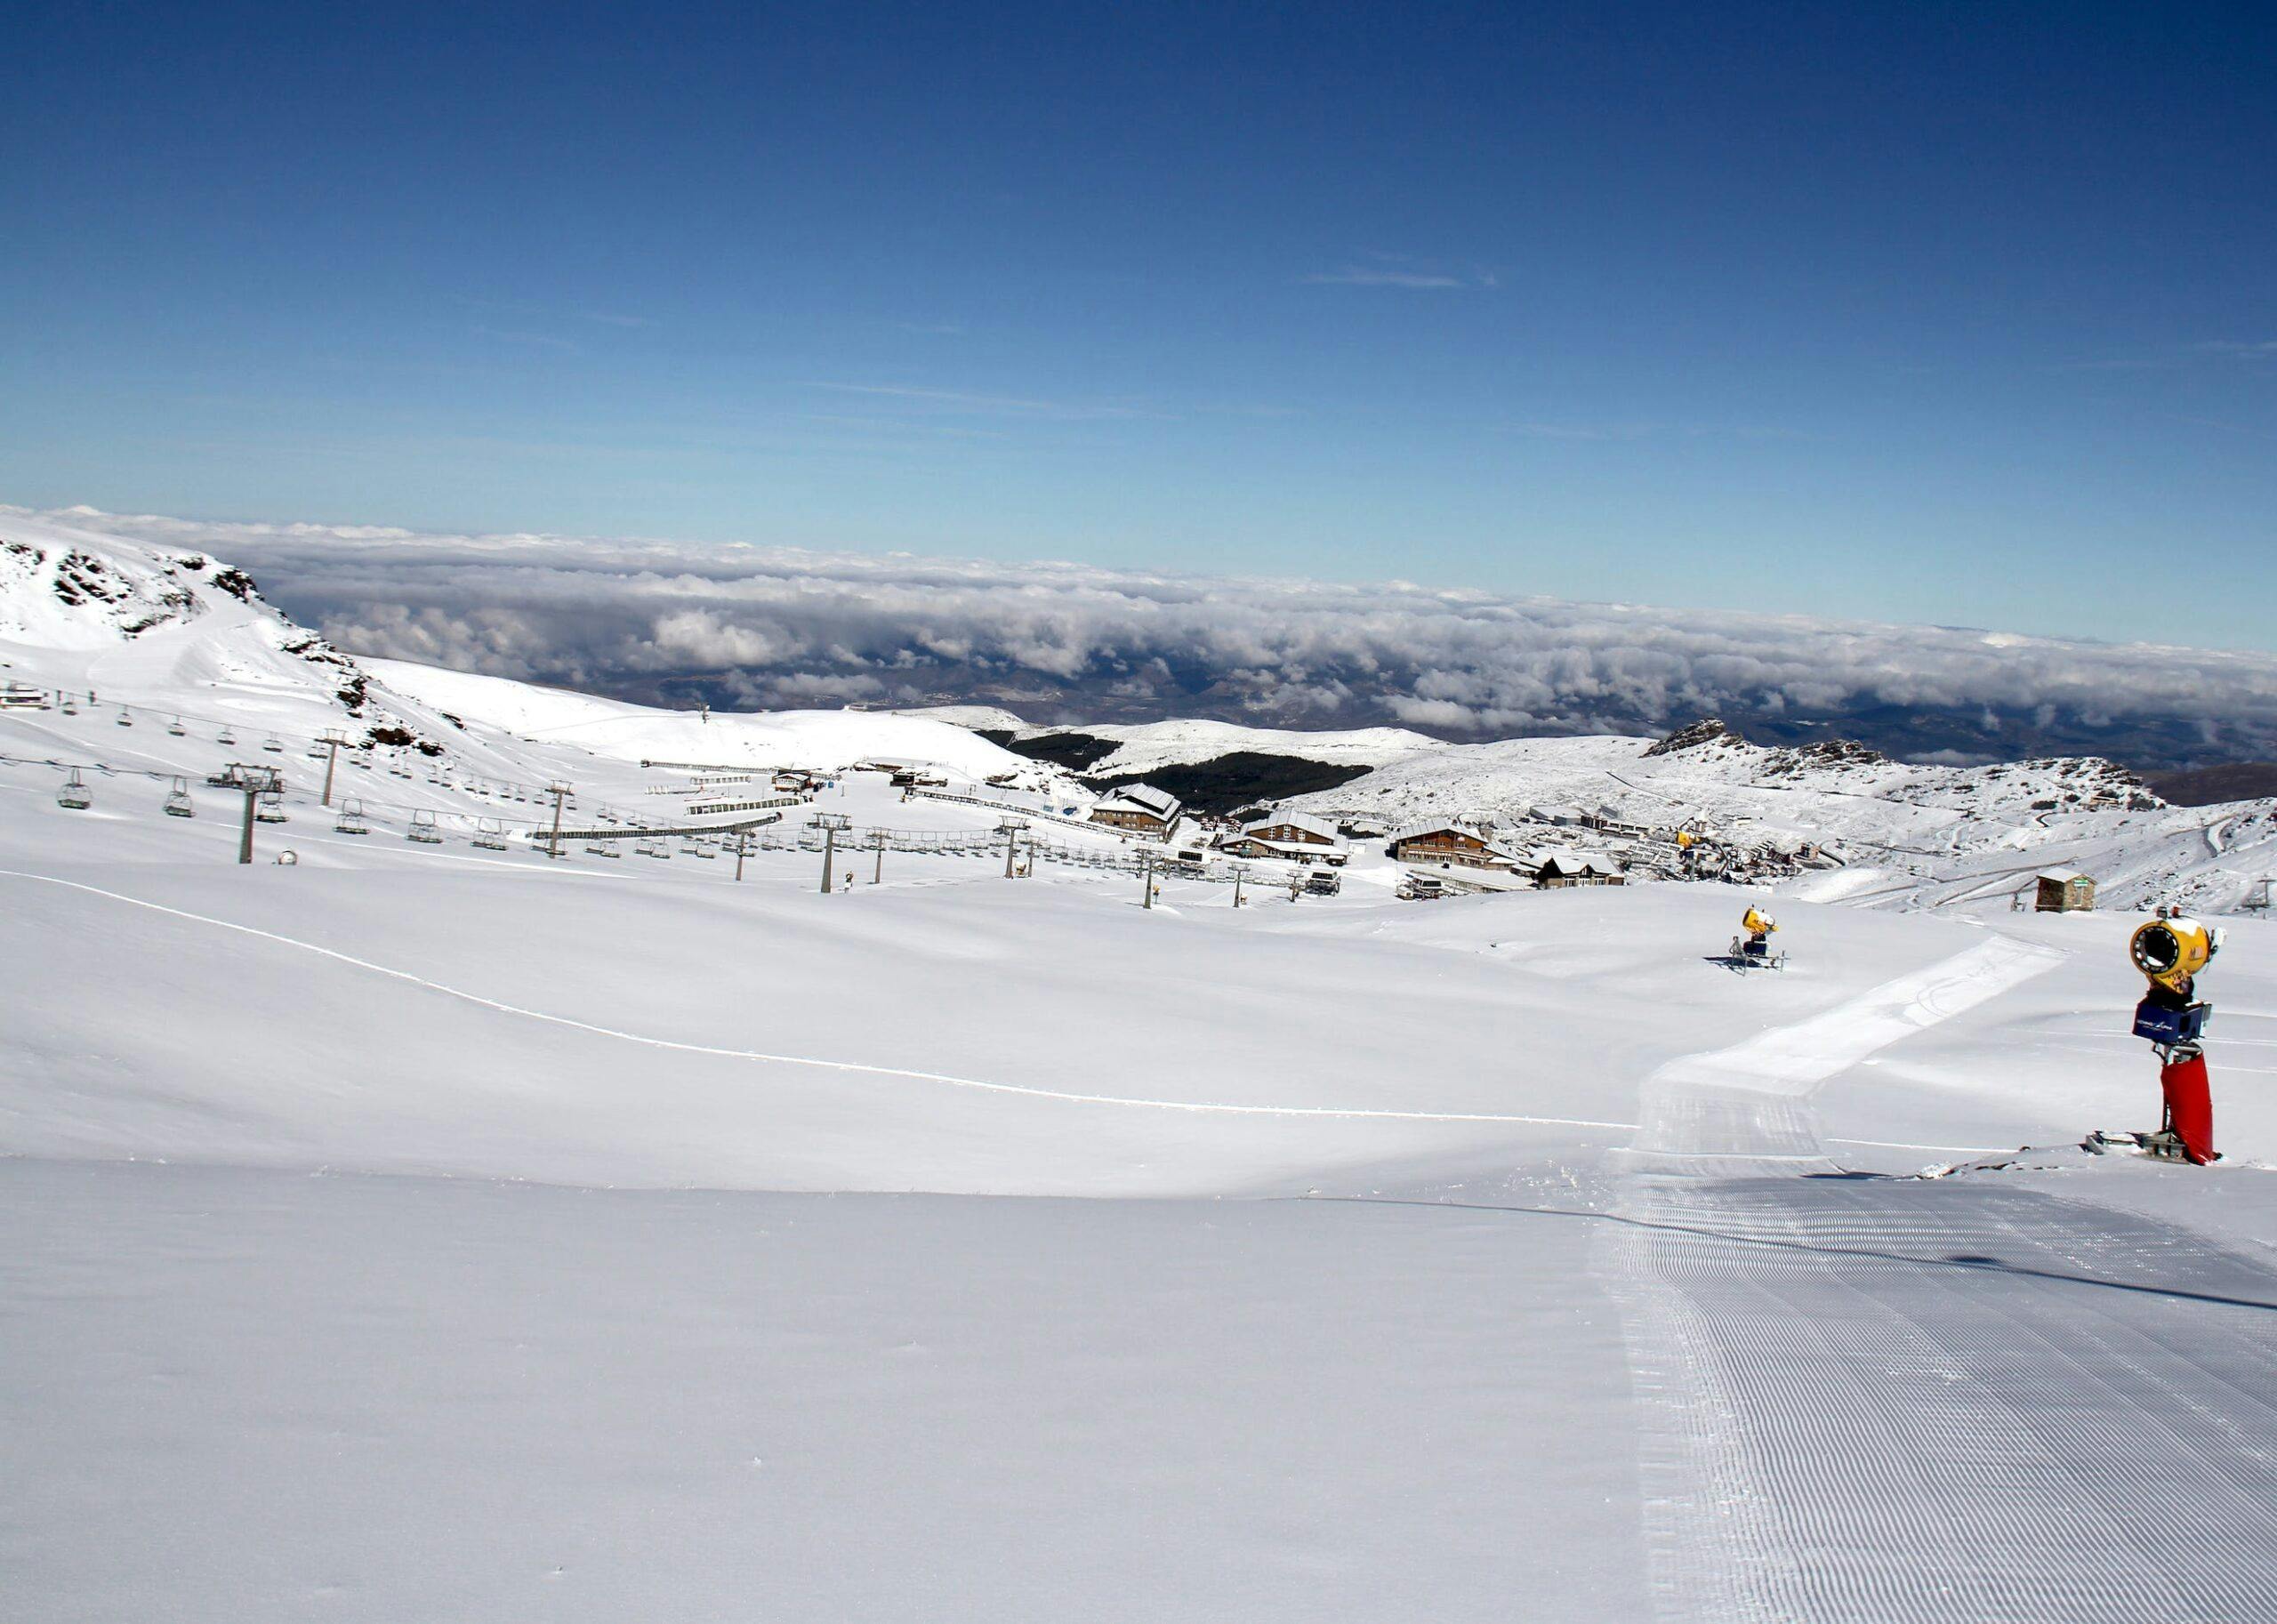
{"left": 5, "top": 506, "right": 2277, "bottom": 1623}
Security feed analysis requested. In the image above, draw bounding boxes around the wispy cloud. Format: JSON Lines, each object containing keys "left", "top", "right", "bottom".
{"left": 1305, "top": 267, "right": 1494, "bottom": 290}
{"left": 2056, "top": 338, "right": 2277, "bottom": 373}
{"left": 1502, "top": 421, "right": 1649, "bottom": 442}
{"left": 468, "top": 326, "right": 584, "bottom": 355}
{"left": 803, "top": 382, "right": 1167, "bottom": 421}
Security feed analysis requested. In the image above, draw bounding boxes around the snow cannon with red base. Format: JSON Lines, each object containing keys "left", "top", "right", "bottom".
{"left": 2125, "top": 912, "right": 2224, "bottom": 1165}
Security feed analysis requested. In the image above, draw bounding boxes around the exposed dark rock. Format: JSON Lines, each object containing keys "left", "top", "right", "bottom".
{"left": 1644, "top": 719, "right": 1742, "bottom": 756}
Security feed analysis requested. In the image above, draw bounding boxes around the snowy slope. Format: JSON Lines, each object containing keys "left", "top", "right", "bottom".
{"left": 12, "top": 507, "right": 2277, "bottom": 1623}
{"left": 370, "top": 658, "right": 1047, "bottom": 781}
{"left": 1277, "top": 720, "right": 2277, "bottom": 915}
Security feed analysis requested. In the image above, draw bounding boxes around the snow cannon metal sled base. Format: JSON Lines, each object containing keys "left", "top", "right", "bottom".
{"left": 1722, "top": 936, "right": 1790, "bottom": 971}
{"left": 2084, "top": 1129, "right": 2192, "bottom": 1162}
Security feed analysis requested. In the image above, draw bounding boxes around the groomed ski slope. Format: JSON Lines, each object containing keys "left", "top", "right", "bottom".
{"left": 7, "top": 511, "right": 2277, "bottom": 1621}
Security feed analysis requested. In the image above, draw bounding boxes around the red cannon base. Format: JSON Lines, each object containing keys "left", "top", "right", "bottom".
{"left": 2160, "top": 1049, "right": 2218, "bottom": 1166}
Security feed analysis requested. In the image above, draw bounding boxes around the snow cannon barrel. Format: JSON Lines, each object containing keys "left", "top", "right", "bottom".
{"left": 2129, "top": 916, "right": 2218, "bottom": 997}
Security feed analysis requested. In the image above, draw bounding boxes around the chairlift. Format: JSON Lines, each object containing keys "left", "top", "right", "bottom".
{"left": 168, "top": 715, "right": 187, "bottom": 737}
{"left": 473, "top": 817, "right": 510, "bottom": 852}
{"left": 116, "top": 707, "right": 133, "bottom": 728}
{"left": 334, "top": 798, "right": 370, "bottom": 835}
{"left": 58, "top": 769, "right": 92, "bottom": 810}
{"left": 261, "top": 736, "right": 283, "bottom": 753}
{"left": 217, "top": 728, "right": 235, "bottom": 745}
{"left": 163, "top": 776, "right": 194, "bottom": 818}
{"left": 407, "top": 809, "right": 443, "bottom": 845}
{"left": 256, "top": 791, "right": 289, "bottom": 824}
{"left": 60, "top": 695, "right": 79, "bottom": 715}
{"left": 273, "top": 849, "right": 299, "bottom": 866}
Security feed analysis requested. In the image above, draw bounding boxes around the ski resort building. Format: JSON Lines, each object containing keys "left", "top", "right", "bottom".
{"left": 1388, "top": 822, "right": 1526, "bottom": 871}
{"left": 1088, "top": 784, "right": 1182, "bottom": 835}
{"left": 1214, "top": 831, "right": 1349, "bottom": 865}
{"left": 1533, "top": 851, "right": 1626, "bottom": 888}
{"left": 1238, "top": 811, "right": 1340, "bottom": 849}
{"left": 2034, "top": 870, "right": 2097, "bottom": 912}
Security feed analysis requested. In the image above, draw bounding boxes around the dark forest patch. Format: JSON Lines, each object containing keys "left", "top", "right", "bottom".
{"left": 1000, "top": 731, "right": 1122, "bottom": 771}
{"left": 1084, "top": 752, "right": 1372, "bottom": 816}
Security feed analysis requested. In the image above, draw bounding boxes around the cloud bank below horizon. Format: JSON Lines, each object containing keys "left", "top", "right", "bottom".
{"left": 27, "top": 504, "right": 2277, "bottom": 768}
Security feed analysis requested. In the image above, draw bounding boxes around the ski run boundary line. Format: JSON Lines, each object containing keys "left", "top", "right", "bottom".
{"left": 1, "top": 869, "right": 2024, "bottom": 1154}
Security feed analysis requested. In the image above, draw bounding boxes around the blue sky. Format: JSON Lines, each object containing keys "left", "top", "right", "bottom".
{"left": 5, "top": 2, "right": 2273, "bottom": 648}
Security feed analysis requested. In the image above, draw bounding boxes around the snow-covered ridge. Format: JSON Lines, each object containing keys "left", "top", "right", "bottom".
{"left": 0, "top": 511, "right": 1053, "bottom": 793}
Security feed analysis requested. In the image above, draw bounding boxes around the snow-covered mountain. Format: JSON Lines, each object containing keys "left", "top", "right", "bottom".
{"left": 0, "top": 511, "right": 1062, "bottom": 816}
{"left": 12, "top": 505, "right": 2277, "bottom": 1624}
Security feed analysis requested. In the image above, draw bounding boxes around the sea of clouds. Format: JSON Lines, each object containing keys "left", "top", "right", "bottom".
{"left": 33, "top": 505, "right": 2277, "bottom": 766}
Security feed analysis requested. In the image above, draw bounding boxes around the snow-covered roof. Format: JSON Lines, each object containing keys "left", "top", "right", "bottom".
{"left": 2036, "top": 869, "right": 2094, "bottom": 884}
{"left": 1536, "top": 849, "right": 1622, "bottom": 876}
{"left": 1241, "top": 810, "right": 1338, "bottom": 842}
{"left": 1390, "top": 820, "right": 1484, "bottom": 844}
{"left": 1096, "top": 783, "right": 1181, "bottom": 819}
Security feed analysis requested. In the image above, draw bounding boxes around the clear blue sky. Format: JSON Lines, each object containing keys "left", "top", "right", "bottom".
{"left": 5, "top": 2, "right": 2273, "bottom": 647}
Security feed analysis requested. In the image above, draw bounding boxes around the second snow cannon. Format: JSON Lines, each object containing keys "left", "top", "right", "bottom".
{"left": 1725, "top": 905, "right": 1787, "bottom": 970}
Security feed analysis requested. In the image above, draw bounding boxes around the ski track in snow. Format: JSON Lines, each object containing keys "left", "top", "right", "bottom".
{"left": 1608, "top": 936, "right": 2277, "bottom": 1622}
{"left": 0, "top": 866, "right": 2022, "bottom": 1156}
{"left": 0, "top": 867, "right": 1640, "bottom": 1131}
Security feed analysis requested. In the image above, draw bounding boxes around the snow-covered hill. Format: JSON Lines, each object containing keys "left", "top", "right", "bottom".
{"left": 0, "top": 511, "right": 1067, "bottom": 826}
{"left": 1272, "top": 716, "right": 2277, "bottom": 915}
{"left": 11, "top": 506, "right": 2277, "bottom": 1623}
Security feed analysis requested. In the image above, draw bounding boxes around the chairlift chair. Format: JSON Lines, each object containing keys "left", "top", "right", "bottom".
{"left": 168, "top": 716, "right": 187, "bottom": 737}
{"left": 60, "top": 696, "right": 78, "bottom": 715}
{"left": 261, "top": 736, "right": 283, "bottom": 753}
{"left": 216, "top": 728, "right": 235, "bottom": 745}
{"left": 407, "top": 809, "right": 443, "bottom": 844}
{"left": 255, "top": 791, "right": 288, "bottom": 824}
{"left": 163, "top": 776, "right": 194, "bottom": 818}
{"left": 57, "top": 769, "right": 92, "bottom": 810}
{"left": 473, "top": 817, "right": 510, "bottom": 852}
{"left": 334, "top": 798, "right": 369, "bottom": 835}
{"left": 116, "top": 708, "right": 133, "bottom": 727}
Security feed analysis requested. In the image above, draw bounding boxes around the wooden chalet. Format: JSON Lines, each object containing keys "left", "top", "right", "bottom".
{"left": 1089, "top": 784, "right": 1183, "bottom": 835}
{"left": 1533, "top": 851, "right": 1625, "bottom": 888}
{"left": 1240, "top": 811, "right": 1340, "bottom": 848}
{"left": 1388, "top": 821, "right": 1525, "bottom": 871}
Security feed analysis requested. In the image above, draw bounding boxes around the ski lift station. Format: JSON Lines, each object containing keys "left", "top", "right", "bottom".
{"left": 2035, "top": 870, "right": 2097, "bottom": 912}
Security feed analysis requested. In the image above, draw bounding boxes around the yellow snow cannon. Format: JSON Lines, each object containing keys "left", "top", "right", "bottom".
{"left": 1727, "top": 906, "right": 1786, "bottom": 969}
{"left": 2129, "top": 914, "right": 2218, "bottom": 997}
